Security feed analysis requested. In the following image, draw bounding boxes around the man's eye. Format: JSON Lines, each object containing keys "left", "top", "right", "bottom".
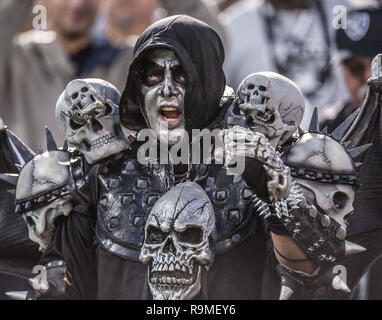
{"left": 145, "top": 74, "right": 163, "bottom": 86}
{"left": 173, "top": 67, "right": 185, "bottom": 85}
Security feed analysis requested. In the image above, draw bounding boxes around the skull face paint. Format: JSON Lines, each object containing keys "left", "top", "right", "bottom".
{"left": 140, "top": 49, "right": 186, "bottom": 147}
{"left": 140, "top": 182, "right": 216, "bottom": 300}
{"left": 236, "top": 72, "right": 305, "bottom": 148}
{"left": 56, "top": 79, "right": 135, "bottom": 164}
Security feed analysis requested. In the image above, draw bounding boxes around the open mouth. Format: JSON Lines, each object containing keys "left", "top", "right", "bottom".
{"left": 149, "top": 261, "right": 199, "bottom": 289}
{"left": 158, "top": 106, "right": 183, "bottom": 128}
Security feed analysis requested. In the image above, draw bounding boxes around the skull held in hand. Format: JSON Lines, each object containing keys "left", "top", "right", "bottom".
{"left": 236, "top": 72, "right": 305, "bottom": 147}
{"left": 140, "top": 182, "right": 216, "bottom": 300}
{"left": 56, "top": 79, "right": 135, "bottom": 164}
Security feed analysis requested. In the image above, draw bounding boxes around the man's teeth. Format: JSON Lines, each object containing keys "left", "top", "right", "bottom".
{"left": 161, "top": 106, "right": 178, "bottom": 112}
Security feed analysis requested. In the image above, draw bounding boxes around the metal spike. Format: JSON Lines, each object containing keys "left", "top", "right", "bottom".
{"left": 8, "top": 136, "right": 26, "bottom": 166}
{"left": 258, "top": 202, "right": 267, "bottom": 211}
{"left": 38, "top": 144, "right": 44, "bottom": 154}
{"left": 309, "top": 108, "right": 319, "bottom": 133}
{"left": 279, "top": 285, "right": 294, "bottom": 300}
{"left": 264, "top": 213, "right": 272, "bottom": 219}
{"left": 345, "top": 241, "right": 367, "bottom": 256}
{"left": 331, "top": 109, "right": 360, "bottom": 141}
{"left": 259, "top": 209, "right": 269, "bottom": 217}
{"left": 322, "top": 126, "right": 328, "bottom": 134}
{"left": 45, "top": 127, "right": 58, "bottom": 151}
{"left": 0, "top": 174, "right": 18, "bottom": 186}
{"left": 255, "top": 200, "right": 263, "bottom": 208}
{"left": 348, "top": 143, "right": 373, "bottom": 160}
{"left": 63, "top": 141, "right": 68, "bottom": 151}
{"left": 332, "top": 275, "right": 351, "bottom": 293}
{"left": 5, "top": 291, "right": 28, "bottom": 300}
{"left": 7, "top": 131, "right": 35, "bottom": 164}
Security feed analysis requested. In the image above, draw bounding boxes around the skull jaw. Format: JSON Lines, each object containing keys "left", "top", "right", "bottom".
{"left": 78, "top": 138, "right": 131, "bottom": 164}
{"left": 68, "top": 125, "right": 134, "bottom": 164}
{"left": 148, "top": 264, "right": 202, "bottom": 300}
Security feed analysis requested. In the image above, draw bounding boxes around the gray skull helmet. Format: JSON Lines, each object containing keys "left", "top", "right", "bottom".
{"left": 140, "top": 182, "right": 216, "bottom": 300}
{"left": 15, "top": 144, "right": 73, "bottom": 252}
{"left": 283, "top": 109, "right": 371, "bottom": 229}
{"left": 56, "top": 78, "right": 135, "bottom": 164}
{"left": 236, "top": 72, "right": 305, "bottom": 147}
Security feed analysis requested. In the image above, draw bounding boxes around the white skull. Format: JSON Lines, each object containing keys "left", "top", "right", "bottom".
{"left": 238, "top": 74, "right": 272, "bottom": 116}
{"left": 56, "top": 79, "right": 135, "bottom": 164}
{"left": 236, "top": 72, "right": 305, "bottom": 147}
{"left": 65, "top": 80, "right": 98, "bottom": 111}
{"left": 15, "top": 150, "right": 74, "bottom": 252}
{"left": 295, "top": 179, "right": 355, "bottom": 230}
{"left": 22, "top": 197, "right": 72, "bottom": 252}
{"left": 140, "top": 182, "right": 216, "bottom": 300}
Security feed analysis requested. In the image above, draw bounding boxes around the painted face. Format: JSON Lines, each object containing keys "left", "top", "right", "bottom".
{"left": 140, "top": 49, "right": 186, "bottom": 146}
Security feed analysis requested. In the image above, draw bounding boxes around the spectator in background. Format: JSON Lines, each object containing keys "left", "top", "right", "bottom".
{"left": 94, "top": 0, "right": 158, "bottom": 46}
{"left": 95, "top": 0, "right": 225, "bottom": 47}
{"left": 0, "top": 0, "right": 134, "bottom": 150}
{"left": 158, "top": 0, "right": 225, "bottom": 42}
{"left": 321, "top": 6, "right": 382, "bottom": 132}
{"left": 219, "top": 0, "right": 351, "bottom": 129}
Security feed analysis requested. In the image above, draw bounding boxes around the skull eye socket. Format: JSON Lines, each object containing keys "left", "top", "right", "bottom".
{"left": 259, "top": 85, "right": 267, "bottom": 91}
{"left": 81, "top": 87, "right": 89, "bottom": 93}
{"left": 72, "top": 92, "right": 79, "bottom": 100}
{"left": 146, "top": 226, "right": 167, "bottom": 244}
{"left": 25, "top": 215, "right": 36, "bottom": 229}
{"left": 247, "top": 84, "right": 255, "bottom": 90}
{"left": 70, "top": 119, "right": 83, "bottom": 130}
{"left": 175, "top": 226, "right": 203, "bottom": 245}
{"left": 333, "top": 192, "right": 348, "bottom": 209}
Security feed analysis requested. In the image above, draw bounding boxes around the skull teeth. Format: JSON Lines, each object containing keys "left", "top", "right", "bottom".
{"left": 90, "top": 134, "right": 117, "bottom": 150}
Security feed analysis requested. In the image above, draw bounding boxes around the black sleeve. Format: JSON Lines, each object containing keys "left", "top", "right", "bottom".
{"left": 40, "top": 205, "right": 98, "bottom": 300}
{"left": 242, "top": 157, "right": 270, "bottom": 201}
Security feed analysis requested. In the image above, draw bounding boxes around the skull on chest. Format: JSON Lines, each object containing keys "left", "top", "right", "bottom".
{"left": 140, "top": 182, "right": 216, "bottom": 300}
{"left": 56, "top": 79, "right": 135, "bottom": 164}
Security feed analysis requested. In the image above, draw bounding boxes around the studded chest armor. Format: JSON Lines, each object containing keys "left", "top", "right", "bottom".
{"left": 96, "top": 156, "right": 174, "bottom": 261}
{"left": 96, "top": 153, "right": 258, "bottom": 261}
{"left": 192, "top": 164, "right": 258, "bottom": 255}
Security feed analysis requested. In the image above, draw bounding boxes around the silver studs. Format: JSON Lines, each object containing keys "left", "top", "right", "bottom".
{"left": 134, "top": 216, "right": 146, "bottom": 227}
{"left": 216, "top": 190, "right": 227, "bottom": 201}
{"left": 136, "top": 177, "right": 149, "bottom": 189}
{"left": 308, "top": 205, "right": 317, "bottom": 218}
{"left": 103, "top": 239, "right": 113, "bottom": 249}
{"left": 242, "top": 188, "right": 253, "bottom": 200}
{"left": 108, "top": 178, "right": 120, "bottom": 189}
{"left": 320, "top": 215, "right": 331, "bottom": 227}
{"left": 227, "top": 209, "right": 242, "bottom": 225}
{"left": 336, "top": 227, "right": 346, "bottom": 241}
{"left": 109, "top": 217, "right": 120, "bottom": 229}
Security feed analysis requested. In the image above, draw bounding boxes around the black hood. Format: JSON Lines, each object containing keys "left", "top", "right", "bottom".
{"left": 119, "top": 15, "right": 227, "bottom": 133}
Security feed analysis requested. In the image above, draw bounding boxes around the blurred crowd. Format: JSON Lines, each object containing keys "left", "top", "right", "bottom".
{"left": 0, "top": 0, "right": 380, "bottom": 145}
{"left": 0, "top": 0, "right": 381, "bottom": 299}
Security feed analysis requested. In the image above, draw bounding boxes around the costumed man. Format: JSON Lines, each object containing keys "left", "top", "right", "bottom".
{"left": 6, "top": 16, "right": 366, "bottom": 300}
